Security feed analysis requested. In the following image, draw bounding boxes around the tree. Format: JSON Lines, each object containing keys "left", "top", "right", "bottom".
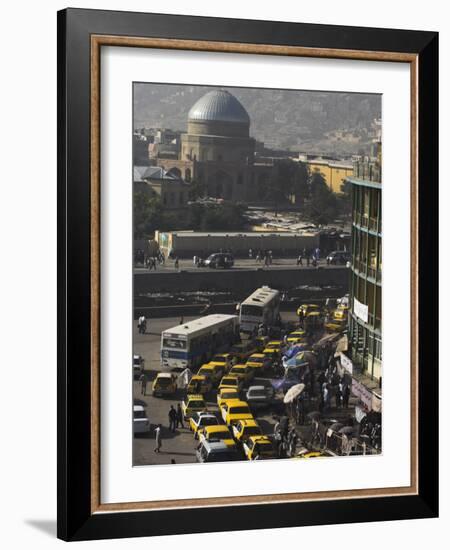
{"left": 187, "top": 178, "right": 206, "bottom": 201}
{"left": 133, "top": 188, "right": 162, "bottom": 239}
{"left": 305, "top": 172, "right": 338, "bottom": 226}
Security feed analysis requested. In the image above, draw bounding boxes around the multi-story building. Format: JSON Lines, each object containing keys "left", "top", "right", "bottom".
{"left": 307, "top": 158, "right": 354, "bottom": 193}
{"left": 347, "top": 150, "right": 382, "bottom": 385}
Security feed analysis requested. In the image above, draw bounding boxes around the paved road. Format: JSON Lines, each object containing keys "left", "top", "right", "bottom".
{"left": 135, "top": 257, "right": 347, "bottom": 274}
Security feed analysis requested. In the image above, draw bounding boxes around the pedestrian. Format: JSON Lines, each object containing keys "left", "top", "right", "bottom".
{"left": 248, "top": 248, "right": 253, "bottom": 259}
{"left": 296, "top": 253, "right": 303, "bottom": 266}
{"left": 343, "top": 384, "right": 350, "bottom": 408}
{"left": 168, "top": 405, "right": 177, "bottom": 432}
{"left": 299, "top": 309, "right": 305, "bottom": 327}
{"left": 139, "top": 373, "right": 148, "bottom": 396}
{"left": 335, "top": 386, "right": 342, "bottom": 408}
{"left": 256, "top": 251, "right": 261, "bottom": 263}
{"left": 176, "top": 403, "right": 184, "bottom": 428}
{"left": 193, "top": 255, "right": 197, "bottom": 267}
{"left": 179, "top": 316, "right": 184, "bottom": 325}
{"left": 306, "top": 254, "right": 310, "bottom": 267}
{"left": 154, "top": 424, "right": 162, "bottom": 453}
{"left": 174, "top": 257, "right": 179, "bottom": 269}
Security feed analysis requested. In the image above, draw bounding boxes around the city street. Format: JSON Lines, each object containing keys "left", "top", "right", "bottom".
{"left": 134, "top": 257, "right": 347, "bottom": 274}
{"left": 133, "top": 310, "right": 358, "bottom": 466}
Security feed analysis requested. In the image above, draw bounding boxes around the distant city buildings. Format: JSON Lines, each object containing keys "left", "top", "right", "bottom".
{"left": 133, "top": 89, "right": 381, "bottom": 208}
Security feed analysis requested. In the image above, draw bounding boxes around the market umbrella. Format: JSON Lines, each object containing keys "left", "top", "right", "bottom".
{"left": 285, "top": 352, "right": 309, "bottom": 368}
{"left": 284, "top": 344, "right": 307, "bottom": 360}
{"left": 283, "top": 383, "right": 306, "bottom": 404}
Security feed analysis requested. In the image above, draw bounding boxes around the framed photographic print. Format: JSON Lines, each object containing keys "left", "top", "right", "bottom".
{"left": 57, "top": 8, "right": 439, "bottom": 541}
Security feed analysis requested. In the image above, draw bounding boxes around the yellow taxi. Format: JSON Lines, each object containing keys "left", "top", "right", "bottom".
{"left": 209, "top": 353, "right": 233, "bottom": 373}
{"left": 198, "top": 425, "right": 236, "bottom": 448}
{"left": 324, "top": 316, "right": 347, "bottom": 333}
{"left": 220, "top": 400, "right": 253, "bottom": 426}
{"left": 218, "top": 375, "right": 244, "bottom": 393}
{"left": 231, "top": 418, "right": 263, "bottom": 444}
{"left": 246, "top": 353, "right": 270, "bottom": 373}
{"left": 197, "top": 363, "right": 225, "bottom": 385}
{"left": 217, "top": 387, "right": 241, "bottom": 408}
{"left": 151, "top": 372, "right": 177, "bottom": 397}
{"left": 243, "top": 435, "right": 276, "bottom": 460}
{"left": 229, "top": 341, "right": 258, "bottom": 362}
{"left": 297, "top": 303, "right": 321, "bottom": 317}
{"left": 262, "top": 340, "right": 283, "bottom": 360}
{"left": 186, "top": 374, "right": 212, "bottom": 395}
{"left": 285, "top": 329, "right": 307, "bottom": 344}
{"left": 228, "top": 363, "right": 255, "bottom": 383}
{"left": 181, "top": 394, "right": 207, "bottom": 420}
{"left": 189, "top": 412, "right": 220, "bottom": 438}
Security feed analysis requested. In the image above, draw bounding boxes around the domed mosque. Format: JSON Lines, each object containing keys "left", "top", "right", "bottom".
{"left": 155, "top": 89, "right": 274, "bottom": 203}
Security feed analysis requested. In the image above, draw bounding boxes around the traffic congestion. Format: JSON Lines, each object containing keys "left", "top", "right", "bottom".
{"left": 133, "top": 286, "right": 381, "bottom": 465}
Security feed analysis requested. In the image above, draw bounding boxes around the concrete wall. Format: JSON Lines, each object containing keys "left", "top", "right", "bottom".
{"left": 134, "top": 266, "right": 350, "bottom": 294}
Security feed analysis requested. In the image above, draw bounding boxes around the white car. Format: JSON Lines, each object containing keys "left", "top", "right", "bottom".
{"left": 133, "top": 405, "right": 150, "bottom": 434}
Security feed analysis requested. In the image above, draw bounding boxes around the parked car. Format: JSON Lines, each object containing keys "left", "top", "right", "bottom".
{"left": 228, "top": 364, "right": 255, "bottom": 384}
{"left": 204, "top": 253, "right": 234, "bottom": 269}
{"left": 198, "top": 425, "right": 236, "bottom": 448}
{"left": 243, "top": 435, "right": 276, "bottom": 460}
{"left": 246, "top": 353, "right": 271, "bottom": 373}
{"left": 220, "top": 400, "right": 253, "bottom": 426}
{"left": 181, "top": 394, "right": 207, "bottom": 420}
{"left": 246, "top": 385, "right": 275, "bottom": 408}
{"left": 217, "top": 387, "right": 241, "bottom": 408}
{"left": 152, "top": 372, "right": 177, "bottom": 397}
{"left": 326, "top": 251, "right": 351, "bottom": 265}
{"left": 189, "top": 412, "right": 220, "bottom": 438}
{"left": 195, "top": 440, "right": 243, "bottom": 463}
{"left": 133, "top": 405, "right": 150, "bottom": 435}
{"left": 231, "top": 419, "right": 263, "bottom": 444}
{"left": 186, "top": 374, "right": 212, "bottom": 395}
{"left": 197, "top": 363, "right": 226, "bottom": 385}
{"left": 218, "top": 375, "right": 244, "bottom": 393}
{"left": 133, "top": 354, "right": 145, "bottom": 378}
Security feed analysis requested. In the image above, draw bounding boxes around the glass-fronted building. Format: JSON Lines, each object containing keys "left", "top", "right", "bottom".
{"left": 348, "top": 157, "right": 382, "bottom": 383}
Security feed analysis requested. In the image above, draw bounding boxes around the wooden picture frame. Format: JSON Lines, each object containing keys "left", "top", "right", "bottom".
{"left": 57, "top": 8, "right": 438, "bottom": 541}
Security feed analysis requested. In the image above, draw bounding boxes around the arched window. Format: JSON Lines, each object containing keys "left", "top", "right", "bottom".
{"left": 167, "top": 167, "right": 181, "bottom": 178}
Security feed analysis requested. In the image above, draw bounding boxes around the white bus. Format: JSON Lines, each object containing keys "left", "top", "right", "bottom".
{"left": 161, "top": 314, "right": 239, "bottom": 370}
{"left": 239, "top": 286, "right": 280, "bottom": 333}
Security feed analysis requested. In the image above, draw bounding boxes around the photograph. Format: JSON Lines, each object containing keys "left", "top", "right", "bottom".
{"left": 132, "top": 83, "right": 383, "bottom": 466}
